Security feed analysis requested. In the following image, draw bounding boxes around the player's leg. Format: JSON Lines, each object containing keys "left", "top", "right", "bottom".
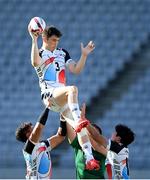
{"left": 42, "top": 85, "right": 88, "bottom": 127}
{"left": 61, "top": 85, "right": 89, "bottom": 130}
{"left": 62, "top": 109, "right": 100, "bottom": 170}
{"left": 44, "top": 86, "right": 100, "bottom": 170}
{"left": 51, "top": 85, "right": 88, "bottom": 127}
{"left": 42, "top": 86, "right": 69, "bottom": 111}
{"left": 50, "top": 86, "right": 69, "bottom": 107}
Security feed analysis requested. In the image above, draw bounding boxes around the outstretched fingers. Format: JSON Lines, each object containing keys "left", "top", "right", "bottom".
{"left": 88, "top": 40, "right": 95, "bottom": 50}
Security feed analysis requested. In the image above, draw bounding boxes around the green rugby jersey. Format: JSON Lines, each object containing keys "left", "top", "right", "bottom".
{"left": 70, "top": 137, "right": 106, "bottom": 179}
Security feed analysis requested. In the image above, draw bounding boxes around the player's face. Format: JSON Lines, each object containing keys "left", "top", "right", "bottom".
{"left": 111, "top": 132, "right": 117, "bottom": 141}
{"left": 111, "top": 132, "right": 121, "bottom": 143}
{"left": 47, "top": 35, "right": 60, "bottom": 51}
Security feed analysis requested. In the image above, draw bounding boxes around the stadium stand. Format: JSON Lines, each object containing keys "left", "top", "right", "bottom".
{"left": 0, "top": 0, "right": 150, "bottom": 177}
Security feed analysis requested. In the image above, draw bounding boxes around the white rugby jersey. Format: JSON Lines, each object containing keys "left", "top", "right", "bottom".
{"left": 23, "top": 140, "right": 52, "bottom": 179}
{"left": 35, "top": 48, "right": 74, "bottom": 91}
{"left": 106, "top": 140, "right": 129, "bottom": 179}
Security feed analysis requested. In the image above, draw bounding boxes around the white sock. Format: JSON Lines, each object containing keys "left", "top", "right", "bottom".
{"left": 77, "top": 129, "right": 94, "bottom": 162}
{"left": 82, "top": 141, "right": 94, "bottom": 162}
{"left": 68, "top": 103, "right": 81, "bottom": 122}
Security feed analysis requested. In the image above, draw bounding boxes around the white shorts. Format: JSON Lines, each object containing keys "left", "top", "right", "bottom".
{"left": 41, "top": 82, "right": 66, "bottom": 112}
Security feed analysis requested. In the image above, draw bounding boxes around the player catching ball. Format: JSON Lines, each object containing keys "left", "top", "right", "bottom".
{"left": 28, "top": 18, "right": 99, "bottom": 170}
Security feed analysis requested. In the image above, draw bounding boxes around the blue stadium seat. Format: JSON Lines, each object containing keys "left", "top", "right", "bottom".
{"left": 0, "top": 0, "right": 150, "bottom": 170}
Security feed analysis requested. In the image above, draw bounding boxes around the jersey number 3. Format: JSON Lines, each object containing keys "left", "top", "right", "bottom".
{"left": 55, "top": 62, "right": 60, "bottom": 71}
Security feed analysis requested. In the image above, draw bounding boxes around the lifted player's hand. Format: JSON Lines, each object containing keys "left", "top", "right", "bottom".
{"left": 28, "top": 24, "right": 41, "bottom": 40}
{"left": 81, "top": 41, "right": 95, "bottom": 56}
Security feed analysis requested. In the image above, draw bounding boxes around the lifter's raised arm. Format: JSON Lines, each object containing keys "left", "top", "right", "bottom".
{"left": 29, "top": 108, "right": 49, "bottom": 143}
{"left": 81, "top": 103, "right": 107, "bottom": 147}
{"left": 49, "top": 117, "right": 67, "bottom": 149}
{"left": 28, "top": 25, "right": 42, "bottom": 67}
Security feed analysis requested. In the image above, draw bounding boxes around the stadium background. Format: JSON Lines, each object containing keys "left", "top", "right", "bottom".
{"left": 0, "top": 0, "right": 150, "bottom": 178}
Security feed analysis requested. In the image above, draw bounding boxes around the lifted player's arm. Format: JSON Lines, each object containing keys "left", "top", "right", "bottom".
{"left": 28, "top": 25, "right": 42, "bottom": 67}
{"left": 68, "top": 41, "right": 95, "bottom": 74}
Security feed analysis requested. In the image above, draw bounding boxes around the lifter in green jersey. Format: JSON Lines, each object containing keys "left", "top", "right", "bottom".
{"left": 66, "top": 105, "right": 107, "bottom": 179}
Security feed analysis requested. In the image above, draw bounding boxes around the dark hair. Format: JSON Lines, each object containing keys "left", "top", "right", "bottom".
{"left": 15, "top": 122, "right": 32, "bottom": 143}
{"left": 43, "top": 26, "right": 62, "bottom": 38}
{"left": 115, "top": 124, "right": 135, "bottom": 146}
{"left": 91, "top": 123, "right": 102, "bottom": 135}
